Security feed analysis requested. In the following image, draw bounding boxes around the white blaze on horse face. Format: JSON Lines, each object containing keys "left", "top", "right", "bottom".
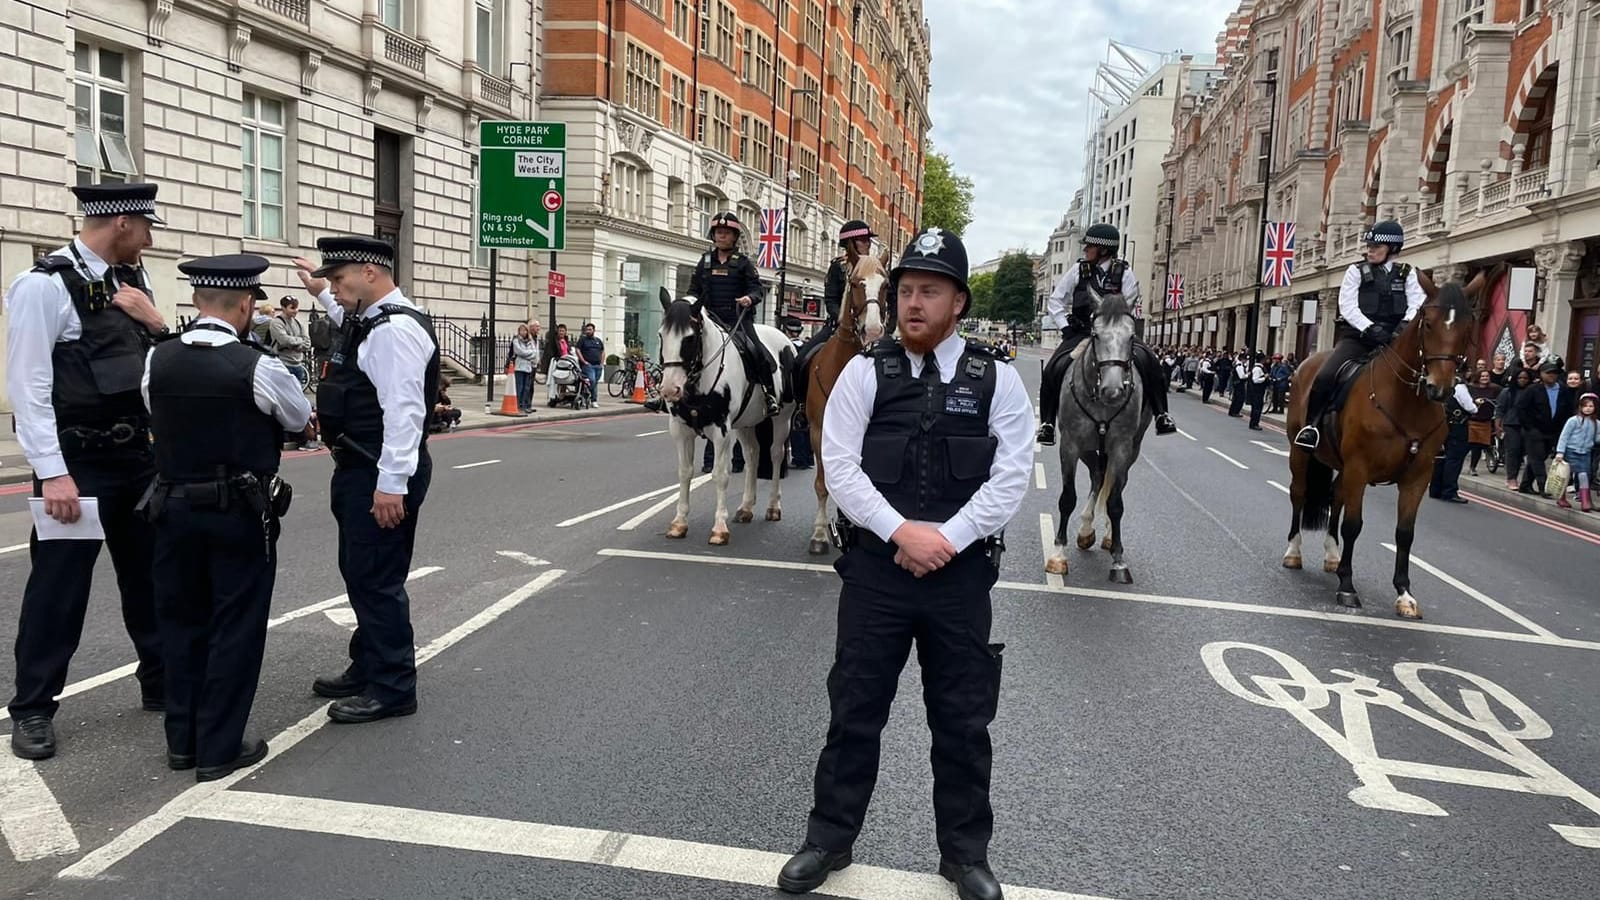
{"left": 657, "top": 325, "right": 690, "bottom": 401}
{"left": 859, "top": 272, "right": 886, "bottom": 341}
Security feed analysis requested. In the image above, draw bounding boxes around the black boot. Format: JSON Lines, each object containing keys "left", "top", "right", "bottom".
{"left": 939, "top": 861, "right": 1004, "bottom": 900}
{"left": 1035, "top": 422, "right": 1056, "bottom": 445}
{"left": 10, "top": 716, "right": 55, "bottom": 760}
{"left": 777, "top": 844, "right": 852, "bottom": 894}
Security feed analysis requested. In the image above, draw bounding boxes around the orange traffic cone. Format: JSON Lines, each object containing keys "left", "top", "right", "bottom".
{"left": 498, "top": 363, "right": 520, "bottom": 415}
{"left": 630, "top": 360, "right": 648, "bottom": 404}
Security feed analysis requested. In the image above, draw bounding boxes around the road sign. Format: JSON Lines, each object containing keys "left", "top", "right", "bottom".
{"left": 548, "top": 271, "right": 566, "bottom": 298}
{"left": 477, "top": 121, "right": 566, "bottom": 252}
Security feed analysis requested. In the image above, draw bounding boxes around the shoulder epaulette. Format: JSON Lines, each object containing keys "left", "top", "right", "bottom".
{"left": 30, "top": 255, "right": 73, "bottom": 274}
{"left": 865, "top": 336, "right": 902, "bottom": 357}
{"left": 1394, "top": 262, "right": 1412, "bottom": 277}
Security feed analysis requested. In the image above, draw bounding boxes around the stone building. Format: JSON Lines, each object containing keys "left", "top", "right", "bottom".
{"left": 0, "top": 0, "right": 542, "bottom": 406}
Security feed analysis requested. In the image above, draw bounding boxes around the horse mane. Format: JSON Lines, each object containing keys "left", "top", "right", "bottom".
{"left": 1438, "top": 281, "right": 1472, "bottom": 319}
{"left": 662, "top": 298, "right": 700, "bottom": 333}
{"left": 1094, "top": 290, "right": 1133, "bottom": 322}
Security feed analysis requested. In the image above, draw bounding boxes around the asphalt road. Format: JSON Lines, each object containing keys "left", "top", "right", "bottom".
{"left": 2, "top": 355, "right": 1597, "bottom": 900}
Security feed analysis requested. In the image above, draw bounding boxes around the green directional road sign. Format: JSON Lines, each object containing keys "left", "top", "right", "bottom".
{"left": 477, "top": 120, "right": 566, "bottom": 251}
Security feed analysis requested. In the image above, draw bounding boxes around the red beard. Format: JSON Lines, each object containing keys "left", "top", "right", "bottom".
{"left": 900, "top": 308, "right": 957, "bottom": 356}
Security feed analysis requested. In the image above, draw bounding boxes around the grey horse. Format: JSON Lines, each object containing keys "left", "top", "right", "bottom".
{"left": 1043, "top": 288, "right": 1152, "bottom": 584}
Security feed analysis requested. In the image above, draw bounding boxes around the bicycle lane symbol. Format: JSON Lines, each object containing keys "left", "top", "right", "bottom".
{"left": 1200, "top": 641, "right": 1600, "bottom": 848}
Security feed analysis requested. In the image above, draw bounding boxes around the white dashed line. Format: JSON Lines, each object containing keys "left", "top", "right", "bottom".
{"left": 1380, "top": 543, "right": 1557, "bottom": 638}
{"left": 1266, "top": 480, "right": 1290, "bottom": 494}
{"left": 451, "top": 459, "right": 502, "bottom": 470}
{"left": 1035, "top": 463, "right": 1047, "bottom": 490}
{"left": 1206, "top": 447, "right": 1249, "bottom": 469}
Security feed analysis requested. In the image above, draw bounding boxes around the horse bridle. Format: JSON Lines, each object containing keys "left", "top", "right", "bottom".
{"left": 658, "top": 302, "right": 746, "bottom": 397}
{"left": 1069, "top": 325, "right": 1135, "bottom": 438}
{"left": 1378, "top": 301, "right": 1465, "bottom": 396}
{"left": 845, "top": 277, "right": 887, "bottom": 344}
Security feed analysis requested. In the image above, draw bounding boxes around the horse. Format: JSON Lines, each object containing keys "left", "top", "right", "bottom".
{"left": 656, "top": 287, "right": 796, "bottom": 545}
{"left": 1283, "top": 267, "right": 1494, "bottom": 619}
{"left": 1043, "top": 287, "right": 1152, "bottom": 584}
{"left": 801, "top": 248, "right": 891, "bottom": 554}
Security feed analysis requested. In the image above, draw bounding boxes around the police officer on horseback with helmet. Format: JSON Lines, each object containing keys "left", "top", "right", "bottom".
{"left": 688, "top": 211, "right": 779, "bottom": 417}
{"left": 1293, "top": 219, "right": 1427, "bottom": 451}
{"left": 790, "top": 220, "right": 878, "bottom": 422}
{"left": 1035, "top": 222, "right": 1177, "bottom": 446}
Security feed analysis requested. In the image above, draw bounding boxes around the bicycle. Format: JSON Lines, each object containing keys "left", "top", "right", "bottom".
{"left": 608, "top": 359, "right": 662, "bottom": 399}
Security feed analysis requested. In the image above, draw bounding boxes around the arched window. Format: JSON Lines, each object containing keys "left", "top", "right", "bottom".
{"left": 737, "top": 200, "right": 762, "bottom": 251}
{"left": 693, "top": 186, "right": 724, "bottom": 237}
{"left": 667, "top": 177, "right": 687, "bottom": 233}
{"left": 611, "top": 154, "right": 653, "bottom": 224}
{"left": 789, "top": 219, "right": 809, "bottom": 268}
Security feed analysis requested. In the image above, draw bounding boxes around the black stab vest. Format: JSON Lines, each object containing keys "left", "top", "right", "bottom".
{"left": 34, "top": 256, "right": 154, "bottom": 431}
{"left": 147, "top": 332, "right": 281, "bottom": 481}
{"left": 1358, "top": 262, "right": 1410, "bottom": 324}
{"left": 315, "top": 304, "right": 441, "bottom": 463}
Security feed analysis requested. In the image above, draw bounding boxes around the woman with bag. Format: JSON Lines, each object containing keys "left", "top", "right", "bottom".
{"left": 1554, "top": 392, "right": 1598, "bottom": 511}
{"left": 510, "top": 325, "right": 540, "bottom": 415}
{"left": 1466, "top": 369, "right": 1500, "bottom": 476}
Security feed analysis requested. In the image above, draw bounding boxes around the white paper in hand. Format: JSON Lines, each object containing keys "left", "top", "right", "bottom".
{"left": 29, "top": 497, "right": 106, "bottom": 541}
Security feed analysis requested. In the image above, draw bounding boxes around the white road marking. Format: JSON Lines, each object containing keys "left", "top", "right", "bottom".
{"left": 1251, "top": 440, "right": 1290, "bottom": 458}
{"left": 1175, "top": 428, "right": 1197, "bottom": 441}
{"left": 59, "top": 569, "right": 568, "bottom": 881}
{"left": 0, "top": 542, "right": 28, "bottom": 555}
{"left": 322, "top": 608, "right": 358, "bottom": 629}
{"left": 496, "top": 550, "right": 551, "bottom": 567}
{"left": 617, "top": 475, "right": 711, "bottom": 531}
{"left": 0, "top": 756, "right": 78, "bottom": 861}
{"left": 1267, "top": 480, "right": 1290, "bottom": 494}
{"left": 185, "top": 790, "right": 1118, "bottom": 900}
{"left": 1380, "top": 543, "right": 1557, "bottom": 638}
{"left": 635, "top": 429, "right": 669, "bottom": 437}
{"left": 1039, "top": 513, "right": 1063, "bottom": 587}
{"left": 555, "top": 483, "right": 681, "bottom": 527}
{"left": 1034, "top": 463, "right": 1047, "bottom": 490}
{"left": 451, "top": 459, "right": 502, "bottom": 470}
{"left": 595, "top": 548, "right": 1600, "bottom": 654}
{"left": 0, "top": 567, "right": 446, "bottom": 726}
{"left": 1206, "top": 447, "right": 1250, "bottom": 469}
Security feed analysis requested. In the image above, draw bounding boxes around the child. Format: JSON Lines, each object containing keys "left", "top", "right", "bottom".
{"left": 1555, "top": 392, "right": 1599, "bottom": 511}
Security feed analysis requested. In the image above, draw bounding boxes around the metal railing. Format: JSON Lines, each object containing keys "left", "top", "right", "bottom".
{"left": 256, "top": 0, "right": 309, "bottom": 24}
{"left": 383, "top": 29, "right": 426, "bottom": 73}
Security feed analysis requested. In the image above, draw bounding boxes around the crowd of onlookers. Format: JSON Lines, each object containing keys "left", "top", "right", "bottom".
{"left": 1149, "top": 345, "right": 1297, "bottom": 431}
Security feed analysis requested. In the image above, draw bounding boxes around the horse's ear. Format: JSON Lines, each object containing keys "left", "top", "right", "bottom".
{"left": 878, "top": 246, "right": 891, "bottom": 270}
{"left": 691, "top": 298, "right": 704, "bottom": 318}
{"left": 1417, "top": 268, "right": 1437, "bottom": 301}
{"left": 845, "top": 243, "right": 860, "bottom": 266}
{"left": 658, "top": 287, "right": 673, "bottom": 312}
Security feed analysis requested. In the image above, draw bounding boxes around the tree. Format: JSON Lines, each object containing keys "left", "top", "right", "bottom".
{"left": 966, "top": 271, "right": 995, "bottom": 320}
{"left": 991, "top": 252, "right": 1036, "bottom": 325}
{"left": 920, "top": 146, "right": 975, "bottom": 235}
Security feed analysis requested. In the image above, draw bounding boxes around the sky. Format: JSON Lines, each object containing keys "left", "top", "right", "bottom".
{"left": 920, "top": 0, "right": 1241, "bottom": 263}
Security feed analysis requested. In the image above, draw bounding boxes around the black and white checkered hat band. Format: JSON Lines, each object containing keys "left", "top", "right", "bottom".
{"left": 325, "top": 250, "right": 392, "bottom": 266}
{"left": 190, "top": 274, "right": 259, "bottom": 289}
{"left": 81, "top": 199, "right": 158, "bottom": 217}
{"left": 1084, "top": 235, "right": 1119, "bottom": 247}
{"left": 1367, "top": 233, "right": 1403, "bottom": 244}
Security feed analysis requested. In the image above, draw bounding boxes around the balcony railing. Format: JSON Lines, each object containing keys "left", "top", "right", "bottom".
{"left": 384, "top": 28, "right": 426, "bottom": 74}
{"left": 1419, "top": 201, "right": 1445, "bottom": 231}
{"left": 478, "top": 71, "right": 512, "bottom": 109}
{"left": 255, "top": 0, "right": 308, "bottom": 24}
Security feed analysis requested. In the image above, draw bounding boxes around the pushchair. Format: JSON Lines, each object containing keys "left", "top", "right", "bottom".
{"left": 546, "top": 353, "right": 595, "bottom": 409}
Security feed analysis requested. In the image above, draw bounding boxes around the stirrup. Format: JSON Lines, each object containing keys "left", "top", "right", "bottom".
{"left": 1293, "top": 426, "right": 1320, "bottom": 450}
{"left": 1035, "top": 422, "right": 1056, "bottom": 446}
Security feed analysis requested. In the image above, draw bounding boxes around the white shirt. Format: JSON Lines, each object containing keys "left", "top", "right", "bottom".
{"left": 1046, "top": 259, "right": 1141, "bottom": 330}
{"left": 1199, "top": 359, "right": 1212, "bottom": 376}
{"left": 1452, "top": 382, "right": 1480, "bottom": 415}
{"left": 1338, "top": 261, "right": 1428, "bottom": 332}
{"left": 3, "top": 238, "right": 150, "bottom": 479}
{"left": 821, "top": 331, "right": 1034, "bottom": 553}
{"left": 317, "top": 287, "right": 435, "bottom": 495}
{"left": 1250, "top": 363, "right": 1267, "bottom": 384}
{"left": 140, "top": 317, "right": 312, "bottom": 430}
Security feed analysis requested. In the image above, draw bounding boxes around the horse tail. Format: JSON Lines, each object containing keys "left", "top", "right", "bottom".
{"left": 1300, "top": 454, "right": 1335, "bottom": 533}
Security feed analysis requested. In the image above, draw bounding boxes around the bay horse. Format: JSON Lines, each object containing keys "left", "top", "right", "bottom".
{"left": 656, "top": 287, "right": 796, "bottom": 545}
{"left": 802, "top": 249, "right": 890, "bottom": 554}
{"left": 1044, "top": 287, "right": 1152, "bottom": 583}
{"left": 1284, "top": 267, "right": 1494, "bottom": 618}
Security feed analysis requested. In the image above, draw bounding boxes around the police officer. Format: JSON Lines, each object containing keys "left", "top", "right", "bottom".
{"left": 778, "top": 227, "right": 1032, "bottom": 900}
{"left": 1294, "top": 220, "right": 1427, "bottom": 450}
{"left": 1035, "top": 223, "right": 1176, "bottom": 445}
{"left": 5, "top": 183, "right": 170, "bottom": 760}
{"left": 791, "top": 220, "right": 878, "bottom": 418}
{"left": 1246, "top": 351, "right": 1269, "bottom": 430}
{"left": 143, "top": 254, "right": 311, "bottom": 780}
{"left": 1429, "top": 378, "right": 1478, "bottom": 504}
{"left": 687, "top": 211, "right": 778, "bottom": 416}
{"left": 782, "top": 317, "right": 816, "bottom": 469}
{"left": 293, "top": 237, "right": 440, "bottom": 724}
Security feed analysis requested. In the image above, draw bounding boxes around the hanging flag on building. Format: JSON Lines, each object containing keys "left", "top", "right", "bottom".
{"left": 1263, "top": 221, "right": 1296, "bottom": 287}
{"left": 757, "top": 208, "right": 786, "bottom": 269}
{"left": 1166, "top": 273, "right": 1185, "bottom": 310}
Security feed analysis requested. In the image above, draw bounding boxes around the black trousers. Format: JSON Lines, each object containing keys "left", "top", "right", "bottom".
{"left": 152, "top": 498, "right": 276, "bottom": 766}
{"left": 1199, "top": 372, "right": 1215, "bottom": 403}
{"left": 806, "top": 548, "right": 1003, "bottom": 864}
{"left": 9, "top": 453, "right": 163, "bottom": 720}
{"left": 1228, "top": 377, "right": 1248, "bottom": 416}
{"left": 1430, "top": 422, "right": 1470, "bottom": 499}
{"left": 1247, "top": 382, "right": 1267, "bottom": 428}
{"left": 1501, "top": 427, "right": 1525, "bottom": 481}
{"left": 330, "top": 455, "right": 432, "bottom": 704}
{"left": 1519, "top": 429, "right": 1551, "bottom": 491}
{"left": 1040, "top": 332, "right": 1168, "bottom": 429}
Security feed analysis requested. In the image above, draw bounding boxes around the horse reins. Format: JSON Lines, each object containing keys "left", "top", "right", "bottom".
{"left": 1068, "top": 328, "right": 1135, "bottom": 446}
{"left": 1365, "top": 301, "right": 1459, "bottom": 457}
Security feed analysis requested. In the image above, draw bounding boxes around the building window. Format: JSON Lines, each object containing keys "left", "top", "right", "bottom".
{"left": 695, "top": 190, "right": 717, "bottom": 237}
{"left": 73, "top": 43, "right": 135, "bottom": 185}
{"left": 670, "top": 74, "right": 689, "bottom": 137}
{"left": 1387, "top": 26, "right": 1413, "bottom": 82}
{"left": 775, "top": 58, "right": 788, "bottom": 108}
{"left": 611, "top": 157, "right": 650, "bottom": 223}
{"left": 696, "top": 89, "right": 708, "bottom": 143}
{"left": 1453, "top": 0, "right": 1486, "bottom": 60}
{"left": 635, "top": 0, "right": 663, "bottom": 16}
{"left": 673, "top": 0, "right": 691, "bottom": 42}
{"left": 790, "top": 219, "right": 808, "bottom": 268}
{"left": 750, "top": 119, "right": 771, "bottom": 172}
{"left": 1257, "top": 131, "right": 1271, "bottom": 184}
{"left": 801, "top": 74, "right": 822, "bottom": 125}
{"left": 804, "top": 1, "right": 823, "bottom": 50}
{"left": 716, "top": 3, "right": 736, "bottom": 68}
{"left": 754, "top": 33, "right": 774, "bottom": 94}
{"left": 380, "top": 0, "right": 406, "bottom": 30}
{"left": 241, "top": 91, "right": 287, "bottom": 240}
{"left": 710, "top": 94, "right": 733, "bottom": 155}
{"left": 470, "top": 157, "right": 490, "bottom": 268}
{"left": 625, "top": 43, "right": 662, "bottom": 121}
{"left": 798, "top": 147, "right": 818, "bottom": 196}
{"left": 667, "top": 177, "right": 687, "bottom": 231}
{"left": 476, "top": 0, "right": 502, "bottom": 72}
{"left": 771, "top": 134, "right": 786, "bottom": 181}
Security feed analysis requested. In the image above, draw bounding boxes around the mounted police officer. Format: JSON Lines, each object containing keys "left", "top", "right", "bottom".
{"left": 143, "top": 254, "right": 311, "bottom": 780}
{"left": 687, "top": 211, "right": 778, "bottom": 416}
{"left": 1294, "top": 219, "right": 1427, "bottom": 450}
{"left": 779, "top": 226, "right": 1032, "bottom": 900}
{"left": 791, "top": 220, "right": 878, "bottom": 419}
{"left": 1035, "top": 222, "right": 1176, "bottom": 446}
{"left": 5, "top": 183, "right": 171, "bottom": 760}
{"left": 294, "top": 236, "right": 440, "bottom": 724}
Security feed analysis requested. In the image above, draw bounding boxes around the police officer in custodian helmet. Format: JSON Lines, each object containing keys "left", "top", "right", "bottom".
{"left": 777, "top": 227, "right": 1033, "bottom": 900}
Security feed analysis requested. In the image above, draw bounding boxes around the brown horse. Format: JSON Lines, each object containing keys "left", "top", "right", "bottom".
{"left": 1284, "top": 266, "right": 1494, "bottom": 619}
{"left": 803, "top": 249, "right": 891, "bottom": 554}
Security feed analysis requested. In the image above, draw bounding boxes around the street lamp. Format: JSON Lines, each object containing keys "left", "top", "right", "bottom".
{"left": 1160, "top": 190, "right": 1176, "bottom": 346}
{"left": 1248, "top": 75, "right": 1279, "bottom": 362}
{"left": 778, "top": 86, "right": 819, "bottom": 321}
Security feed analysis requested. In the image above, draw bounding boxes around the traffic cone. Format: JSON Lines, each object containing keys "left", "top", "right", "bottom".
{"left": 630, "top": 360, "right": 648, "bottom": 404}
{"left": 498, "top": 363, "right": 520, "bottom": 415}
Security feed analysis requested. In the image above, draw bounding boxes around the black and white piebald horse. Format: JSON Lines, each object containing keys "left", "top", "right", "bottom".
{"left": 656, "top": 287, "right": 796, "bottom": 545}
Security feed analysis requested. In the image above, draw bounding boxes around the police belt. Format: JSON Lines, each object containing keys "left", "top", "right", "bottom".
{"left": 850, "top": 528, "right": 1004, "bottom": 563}
{"left": 152, "top": 474, "right": 269, "bottom": 513}
{"left": 59, "top": 417, "right": 149, "bottom": 453}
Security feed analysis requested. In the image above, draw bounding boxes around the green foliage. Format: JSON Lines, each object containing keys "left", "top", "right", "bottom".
{"left": 991, "top": 253, "right": 1036, "bottom": 325}
{"left": 920, "top": 146, "right": 975, "bottom": 236}
{"left": 966, "top": 271, "right": 995, "bottom": 320}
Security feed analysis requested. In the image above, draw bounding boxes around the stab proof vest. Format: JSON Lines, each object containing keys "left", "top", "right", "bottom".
{"left": 33, "top": 255, "right": 153, "bottom": 431}
{"left": 316, "top": 304, "right": 441, "bottom": 463}
{"left": 147, "top": 332, "right": 281, "bottom": 481}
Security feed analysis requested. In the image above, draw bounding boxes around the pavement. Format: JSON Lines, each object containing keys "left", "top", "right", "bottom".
{"left": 1, "top": 349, "right": 1597, "bottom": 899}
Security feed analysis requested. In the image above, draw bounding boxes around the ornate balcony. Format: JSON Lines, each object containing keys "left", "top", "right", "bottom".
{"left": 254, "top": 0, "right": 307, "bottom": 24}
{"left": 384, "top": 28, "right": 426, "bottom": 74}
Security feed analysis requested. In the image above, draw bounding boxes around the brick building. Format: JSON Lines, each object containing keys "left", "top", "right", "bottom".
{"left": 1156, "top": 0, "right": 1600, "bottom": 376}
{"left": 540, "top": 0, "right": 931, "bottom": 352}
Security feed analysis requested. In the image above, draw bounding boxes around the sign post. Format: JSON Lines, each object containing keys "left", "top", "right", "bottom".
{"left": 477, "top": 120, "right": 568, "bottom": 402}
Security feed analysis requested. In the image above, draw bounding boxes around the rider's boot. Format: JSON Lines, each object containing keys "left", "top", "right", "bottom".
{"left": 1035, "top": 422, "right": 1056, "bottom": 446}
{"left": 643, "top": 397, "right": 666, "bottom": 413}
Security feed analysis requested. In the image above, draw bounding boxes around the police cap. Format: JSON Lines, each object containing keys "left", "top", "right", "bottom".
{"left": 312, "top": 235, "right": 396, "bottom": 277}
{"left": 1084, "top": 222, "right": 1120, "bottom": 249}
{"left": 179, "top": 253, "right": 270, "bottom": 300}
{"left": 72, "top": 182, "right": 163, "bottom": 224}
{"left": 890, "top": 227, "right": 971, "bottom": 314}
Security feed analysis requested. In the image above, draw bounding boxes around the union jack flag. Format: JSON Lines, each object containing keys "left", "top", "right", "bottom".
{"left": 757, "top": 208, "right": 786, "bottom": 269}
{"left": 1165, "top": 273, "right": 1185, "bottom": 310}
{"left": 1262, "top": 221, "right": 1296, "bottom": 288}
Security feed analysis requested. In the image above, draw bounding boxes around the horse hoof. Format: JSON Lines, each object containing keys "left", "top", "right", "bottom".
{"left": 1100, "top": 535, "right": 1113, "bottom": 551}
{"left": 1108, "top": 566, "right": 1132, "bottom": 585}
{"left": 665, "top": 522, "right": 688, "bottom": 539}
{"left": 1335, "top": 591, "right": 1362, "bottom": 609}
{"left": 765, "top": 509, "right": 782, "bottom": 522}
{"left": 708, "top": 529, "right": 730, "bottom": 546}
{"left": 1395, "top": 593, "right": 1422, "bottom": 620}
{"left": 1323, "top": 558, "right": 1341, "bottom": 573}
{"left": 808, "top": 539, "right": 831, "bottom": 556}
{"left": 1044, "top": 556, "right": 1069, "bottom": 575}
{"left": 1076, "top": 532, "right": 1096, "bottom": 550}
{"left": 733, "top": 509, "right": 754, "bottom": 524}
{"left": 1283, "top": 555, "right": 1303, "bottom": 570}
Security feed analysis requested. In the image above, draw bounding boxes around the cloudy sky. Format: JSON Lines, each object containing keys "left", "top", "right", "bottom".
{"left": 920, "top": 0, "right": 1241, "bottom": 263}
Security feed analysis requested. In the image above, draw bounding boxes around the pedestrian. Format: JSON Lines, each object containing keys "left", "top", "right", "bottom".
{"left": 431, "top": 377, "right": 463, "bottom": 433}
{"left": 1269, "top": 353, "right": 1291, "bottom": 413}
{"left": 778, "top": 227, "right": 1030, "bottom": 900}
{"left": 1514, "top": 363, "right": 1575, "bottom": 496}
{"left": 1428, "top": 377, "right": 1477, "bottom": 504}
{"left": 1466, "top": 369, "right": 1500, "bottom": 476}
{"left": 1198, "top": 354, "right": 1215, "bottom": 404}
{"left": 1246, "top": 352, "right": 1269, "bottom": 429}
{"left": 1228, "top": 352, "right": 1249, "bottom": 418}
{"left": 5, "top": 182, "right": 170, "bottom": 760}
{"left": 689, "top": 211, "right": 779, "bottom": 416}
{"left": 250, "top": 302, "right": 275, "bottom": 345}
{"left": 143, "top": 254, "right": 311, "bottom": 781}
{"left": 1489, "top": 352, "right": 1509, "bottom": 387}
{"left": 1554, "top": 392, "right": 1598, "bottom": 511}
{"left": 577, "top": 322, "right": 605, "bottom": 406}
{"left": 268, "top": 296, "right": 313, "bottom": 387}
{"left": 1498, "top": 367, "right": 1531, "bottom": 490}
{"left": 1181, "top": 353, "right": 1199, "bottom": 391}
{"left": 511, "top": 324, "right": 539, "bottom": 414}
{"left": 784, "top": 318, "right": 814, "bottom": 469}
{"left": 294, "top": 236, "right": 438, "bottom": 724}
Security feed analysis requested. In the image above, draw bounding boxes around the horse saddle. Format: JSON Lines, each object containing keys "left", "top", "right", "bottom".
{"left": 1327, "top": 349, "right": 1382, "bottom": 415}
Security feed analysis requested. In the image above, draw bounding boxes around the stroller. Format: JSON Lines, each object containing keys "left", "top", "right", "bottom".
{"left": 546, "top": 352, "right": 594, "bottom": 409}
